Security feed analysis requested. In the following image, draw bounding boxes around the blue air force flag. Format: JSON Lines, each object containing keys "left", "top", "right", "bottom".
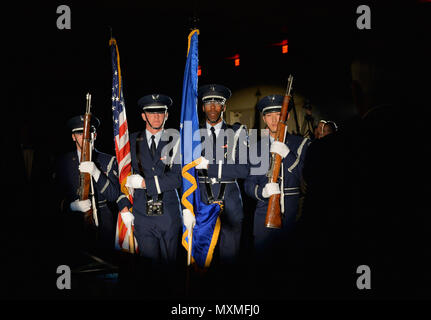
{"left": 180, "top": 30, "right": 221, "bottom": 269}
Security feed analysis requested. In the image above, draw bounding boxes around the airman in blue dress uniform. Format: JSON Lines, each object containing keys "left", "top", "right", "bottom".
{"left": 120, "top": 94, "right": 182, "bottom": 267}
{"left": 244, "top": 95, "right": 310, "bottom": 262}
{"left": 194, "top": 84, "right": 250, "bottom": 266}
{"left": 55, "top": 115, "right": 128, "bottom": 254}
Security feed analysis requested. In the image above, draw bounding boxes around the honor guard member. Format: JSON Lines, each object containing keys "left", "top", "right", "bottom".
{"left": 120, "top": 94, "right": 181, "bottom": 269}
{"left": 55, "top": 115, "right": 128, "bottom": 255}
{"left": 192, "top": 84, "right": 249, "bottom": 266}
{"left": 244, "top": 95, "right": 310, "bottom": 263}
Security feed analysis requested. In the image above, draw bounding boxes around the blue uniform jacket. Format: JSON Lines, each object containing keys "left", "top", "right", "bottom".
{"left": 244, "top": 134, "right": 310, "bottom": 235}
{"left": 55, "top": 150, "right": 124, "bottom": 212}
{"left": 198, "top": 122, "right": 249, "bottom": 225}
{"left": 121, "top": 131, "right": 182, "bottom": 233}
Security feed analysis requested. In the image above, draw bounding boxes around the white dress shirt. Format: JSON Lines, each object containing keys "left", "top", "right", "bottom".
{"left": 206, "top": 121, "right": 224, "bottom": 138}
{"left": 145, "top": 129, "right": 163, "bottom": 149}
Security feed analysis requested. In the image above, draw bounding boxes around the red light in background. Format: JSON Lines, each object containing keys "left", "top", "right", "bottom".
{"left": 198, "top": 65, "right": 202, "bottom": 76}
{"left": 272, "top": 39, "right": 288, "bottom": 46}
{"left": 226, "top": 53, "right": 240, "bottom": 67}
{"left": 272, "top": 39, "right": 288, "bottom": 54}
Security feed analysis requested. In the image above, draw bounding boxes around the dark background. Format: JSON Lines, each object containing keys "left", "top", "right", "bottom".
{"left": 6, "top": 0, "right": 429, "bottom": 156}
{"left": 2, "top": 0, "right": 429, "bottom": 302}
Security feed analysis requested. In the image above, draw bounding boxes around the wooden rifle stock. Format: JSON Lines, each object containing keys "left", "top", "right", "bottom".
{"left": 265, "top": 75, "right": 294, "bottom": 229}
{"left": 79, "top": 93, "right": 95, "bottom": 225}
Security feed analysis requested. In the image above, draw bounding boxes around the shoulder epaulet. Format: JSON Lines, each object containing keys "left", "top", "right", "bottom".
{"left": 132, "top": 131, "right": 143, "bottom": 141}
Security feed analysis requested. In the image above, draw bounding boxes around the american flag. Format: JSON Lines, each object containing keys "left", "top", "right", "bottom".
{"left": 109, "top": 38, "right": 136, "bottom": 253}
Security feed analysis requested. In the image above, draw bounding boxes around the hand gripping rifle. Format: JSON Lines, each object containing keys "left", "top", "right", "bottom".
{"left": 265, "top": 75, "right": 294, "bottom": 229}
{"left": 78, "top": 93, "right": 99, "bottom": 226}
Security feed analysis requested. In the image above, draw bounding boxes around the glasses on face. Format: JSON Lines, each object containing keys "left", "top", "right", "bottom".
{"left": 203, "top": 101, "right": 224, "bottom": 108}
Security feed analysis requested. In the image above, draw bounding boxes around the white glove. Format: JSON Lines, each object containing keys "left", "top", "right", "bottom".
{"left": 270, "top": 141, "right": 290, "bottom": 158}
{"left": 262, "top": 182, "right": 281, "bottom": 198}
{"left": 182, "top": 209, "right": 196, "bottom": 232}
{"left": 79, "top": 161, "right": 101, "bottom": 182}
{"left": 70, "top": 199, "right": 92, "bottom": 212}
{"left": 120, "top": 211, "right": 135, "bottom": 229}
{"left": 125, "top": 174, "right": 144, "bottom": 189}
{"left": 195, "top": 157, "right": 209, "bottom": 170}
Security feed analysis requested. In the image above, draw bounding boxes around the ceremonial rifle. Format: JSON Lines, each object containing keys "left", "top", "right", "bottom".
{"left": 78, "top": 93, "right": 98, "bottom": 226}
{"left": 265, "top": 75, "right": 294, "bottom": 229}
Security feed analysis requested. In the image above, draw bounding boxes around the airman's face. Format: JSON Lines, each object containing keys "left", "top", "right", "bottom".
{"left": 142, "top": 112, "right": 168, "bottom": 131}
{"left": 72, "top": 132, "right": 97, "bottom": 152}
{"left": 316, "top": 121, "right": 326, "bottom": 139}
{"left": 72, "top": 132, "right": 84, "bottom": 151}
{"left": 262, "top": 112, "right": 281, "bottom": 134}
{"left": 322, "top": 123, "right": 334, "bottom": 137}
{"left": 202, "top": 101, "right": 225, "bottom": 124}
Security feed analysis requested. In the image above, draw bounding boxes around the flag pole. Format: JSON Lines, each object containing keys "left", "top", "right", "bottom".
{"left": 109, "top": 32, "right": 136, "bottom": 255}
{"left": 187, "top": 228, "right": 193, "bottom": 266}
{"left": 129, "top": 226, "right": 135, "bottom": 254}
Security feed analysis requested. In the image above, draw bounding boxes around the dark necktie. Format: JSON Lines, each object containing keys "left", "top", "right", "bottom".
{"left": 150, "top": 135, "right": 156, "bottom": 159}
{"left": 210, "top": 126, "right": 216, "bottom": 162}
